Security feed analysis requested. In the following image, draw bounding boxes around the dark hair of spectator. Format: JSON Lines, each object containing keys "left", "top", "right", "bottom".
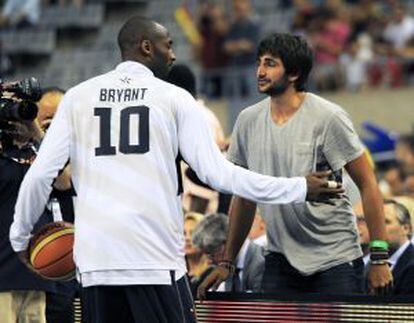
{"left": 398, "top": 134, "right": 414, "bottom": 154}
{"left": 117, "top": 16, "right": 157, "bottom": 59}
{"left": 167, "top": 64, "right": 197, "bottom": 98}
{"left": 257, "top": 33, "right": 313, "bottom": 91}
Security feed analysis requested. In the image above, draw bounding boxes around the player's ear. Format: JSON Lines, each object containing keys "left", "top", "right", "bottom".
{"left": 140, "top": 39, "right": 152, "bottom": 56}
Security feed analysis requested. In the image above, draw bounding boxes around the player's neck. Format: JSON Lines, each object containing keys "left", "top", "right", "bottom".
{"left": 269, "top": 90, "right": 306, "bottom": 125}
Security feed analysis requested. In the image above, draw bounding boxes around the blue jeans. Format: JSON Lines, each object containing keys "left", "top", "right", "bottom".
{"left": 261, "top": 252, "right": 365, "bottom": 295}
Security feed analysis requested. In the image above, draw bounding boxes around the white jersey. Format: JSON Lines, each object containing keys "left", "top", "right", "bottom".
{"left": 10, "top": 61, "right": 306, "bottom": 285}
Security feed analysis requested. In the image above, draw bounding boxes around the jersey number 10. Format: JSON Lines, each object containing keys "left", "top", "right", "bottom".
{"left": 94, "top": 106, "right": 149, "bottom": 156}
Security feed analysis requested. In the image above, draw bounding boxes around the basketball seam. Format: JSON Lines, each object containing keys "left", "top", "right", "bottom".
{"left": 30, "top": 228, "right": 74, "bottom": 265}
{"left": 35, "top": 249, "right": 73, "bottom": 271}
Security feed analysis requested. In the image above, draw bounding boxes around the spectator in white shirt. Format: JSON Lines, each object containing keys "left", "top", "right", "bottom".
{"left": 383, "top": 4, "right": 414, "bottom": 51}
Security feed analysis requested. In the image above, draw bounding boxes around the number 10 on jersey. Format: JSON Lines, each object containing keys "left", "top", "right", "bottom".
{"left": 94, "top": 106, "right": 149, "bottom": 156}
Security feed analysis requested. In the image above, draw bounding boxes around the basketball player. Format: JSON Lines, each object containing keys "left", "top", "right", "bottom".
{"left": 10, "top": 18, "right": 342, "bottom": 322}
{"left": 198, "top": 33, "right": 393, "bottom": 298}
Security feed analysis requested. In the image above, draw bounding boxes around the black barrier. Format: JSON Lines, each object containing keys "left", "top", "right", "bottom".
{"left": 195, "top": 292, "right": 414, "bottom": 322}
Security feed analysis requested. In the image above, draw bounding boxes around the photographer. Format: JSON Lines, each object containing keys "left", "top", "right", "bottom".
{"left": 0, "top": 117, "right": 57, "bottom": 323}
{"left": 0, "top": 81, "right": 73, "bottom": 323}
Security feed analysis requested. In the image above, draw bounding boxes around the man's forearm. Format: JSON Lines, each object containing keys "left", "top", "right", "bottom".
{"left": 361, "top": 184, "right": 387, "bottom": 241}
{"left": 224, "top": 196, "right": 257, "bottom": 262}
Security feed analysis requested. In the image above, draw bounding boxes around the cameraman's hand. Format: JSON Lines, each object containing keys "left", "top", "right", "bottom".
{"left": 8, "top": 120, "right": 43, "bottom": 144}
{"left": 305, "top": 171, "right": 344, "bottom": 202}
{"left": 197, "top": 265, "right": 230, "bottom": 300}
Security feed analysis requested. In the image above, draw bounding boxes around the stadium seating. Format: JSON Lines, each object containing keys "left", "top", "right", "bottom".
{"left": 0, "top": 29, "right": 56, "bottom": 55}
{"left": 39, "top": 4, "right": 104, "bottom": 29}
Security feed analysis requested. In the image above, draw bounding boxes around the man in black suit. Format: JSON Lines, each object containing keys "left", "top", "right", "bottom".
{"left": 383, "top": 199, "right": 414, "bottom": 295}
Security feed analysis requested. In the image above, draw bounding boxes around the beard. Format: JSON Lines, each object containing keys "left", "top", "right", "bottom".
{"left": 150, "top": 50, "right": 172, "bottom": 80}
{"left": 258, "top": 73, "right": 291, "bottom": 96}
{"left": 151, "top": 62, "right": 170, "bottom": 80}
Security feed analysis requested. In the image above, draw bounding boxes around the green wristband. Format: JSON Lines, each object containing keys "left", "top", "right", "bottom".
{"left": 369, "top": 240, "right": 389, "bottom": 250}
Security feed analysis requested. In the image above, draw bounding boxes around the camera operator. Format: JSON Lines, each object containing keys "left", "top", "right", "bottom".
{"left": 0, "top": 80, "right": 74, "bottom": 323}
{"left": 0, "top": 116, "right": 59, "bottom": 323}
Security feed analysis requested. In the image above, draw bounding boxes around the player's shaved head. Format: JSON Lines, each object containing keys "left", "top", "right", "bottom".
{"left": 117, "top": 16, "right": 176, "bottom": 79}
{"left": 118, "top": 16, "right": 163, "bottom": 59}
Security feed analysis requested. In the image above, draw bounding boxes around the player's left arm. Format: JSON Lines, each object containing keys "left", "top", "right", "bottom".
{"left": 345, "top": 153, "right": 393, "bottom": 293}
{"left": 10, "top": 90, "right": 73, "bottom": 253}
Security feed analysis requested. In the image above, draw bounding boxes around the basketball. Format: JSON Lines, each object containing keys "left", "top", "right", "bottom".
{"left": 29, "top": 221, "right": 75, "bottom": 281}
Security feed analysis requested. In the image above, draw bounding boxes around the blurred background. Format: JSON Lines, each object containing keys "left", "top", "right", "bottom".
{"left": 0, "top": 0, "right": 413, "bottom": 172}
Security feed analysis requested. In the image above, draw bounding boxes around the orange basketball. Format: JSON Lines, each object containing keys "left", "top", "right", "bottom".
{"left": 29, "top": 221, "right": 75, "bottom": 281}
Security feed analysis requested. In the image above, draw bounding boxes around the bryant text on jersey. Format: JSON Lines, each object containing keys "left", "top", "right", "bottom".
{"left": 99, "top": 88, "right": 148, "bottom": 102}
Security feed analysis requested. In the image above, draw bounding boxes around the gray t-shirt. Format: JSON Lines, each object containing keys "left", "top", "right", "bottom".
{"left": 228, "top": 93, "right": 364, "bottom": 275}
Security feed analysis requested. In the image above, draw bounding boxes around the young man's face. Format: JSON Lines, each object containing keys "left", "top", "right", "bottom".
{"left": 256, "top": 54, "right": 291, "bottom": 96}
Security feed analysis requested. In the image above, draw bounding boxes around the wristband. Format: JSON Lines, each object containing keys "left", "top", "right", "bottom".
{"left": 369, "top": 240, "right": 389, "bottom": 251}
{"left": 370, "top": 250, "right": 389, "bottom": 262}
{"left": 370, "top": 260, "right": 390, "bottom": 266}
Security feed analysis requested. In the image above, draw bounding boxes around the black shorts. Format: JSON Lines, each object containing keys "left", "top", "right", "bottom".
{"left": 82, "top": 273, "right": 196, "bottom": 323}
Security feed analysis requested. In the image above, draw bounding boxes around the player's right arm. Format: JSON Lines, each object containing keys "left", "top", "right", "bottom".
{"left": 176, "top": 90, "right": 306, "bottom": 204}
{"left": 175, "top": 90, "right": 342, "bottom": 205}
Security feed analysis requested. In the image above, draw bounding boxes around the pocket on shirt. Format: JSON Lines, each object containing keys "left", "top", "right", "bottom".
{"left": 296, "top": 142, "right": 313, "bottom": 155}
{"left": 292, "top": 142, "right": 314, "bottom": 174}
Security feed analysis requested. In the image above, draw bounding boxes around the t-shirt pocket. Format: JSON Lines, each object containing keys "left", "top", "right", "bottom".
{"left": 292, "top": 142, "right": 314, "bottom": 174}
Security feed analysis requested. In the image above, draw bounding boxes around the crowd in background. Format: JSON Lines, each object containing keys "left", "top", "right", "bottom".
{"left": 194, "top": 0, "right": 414, "bottom": 97}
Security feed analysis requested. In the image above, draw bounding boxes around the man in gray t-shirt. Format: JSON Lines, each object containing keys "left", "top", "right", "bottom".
{"left": 198, "top": 33, "right": 392, "bottom": 298}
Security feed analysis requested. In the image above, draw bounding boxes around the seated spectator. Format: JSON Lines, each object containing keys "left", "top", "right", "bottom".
{"left": 340, "top": 33, "right": 373, "bottom": 91}
{"left": 383, "top": 4, "right": 414, "bottom": 52}
{"left": 184, "top": 212, "right": 209, "bottom": 280}
{"left": 192, "top": 213, "right": 264, "bottom": 293}
{"left": 383, "top": 199, "right": 414, "bottom": 295}
{"left": 310, "top": 7, "right": 350, "bottom": 91}
{"left": 396, "top": 134, "right": 414, "bottom": 172}
{"left": 393, "top": 196, "right": 414, "bottom": 244}
{"left": 359, "top": 199, "right": 414, "bottom": 294}
{"left": 0, "top": 0, "right": 41, "bottom": 28}
{"left": 380, "top": 164, "right": 406, "bottom": 197}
